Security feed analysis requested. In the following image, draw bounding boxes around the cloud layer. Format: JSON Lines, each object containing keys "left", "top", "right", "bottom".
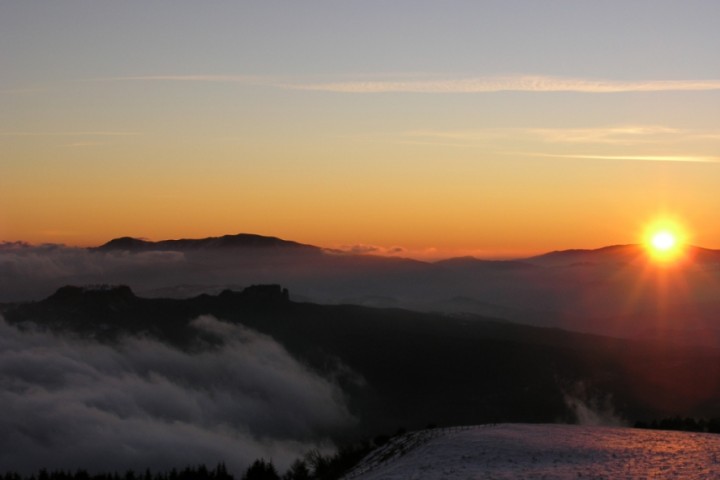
{"left": 402, "top": 125, "right": 720, "bottom": 163}
{"left": 0, "top": 243, "right": 189, "bottom": 301}
{"left": 0, "top": 315, "right": 354, "bottom": 475}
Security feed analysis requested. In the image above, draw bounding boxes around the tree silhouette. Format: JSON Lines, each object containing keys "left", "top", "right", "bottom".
{"left": 241, "top": 460, "right": 279, "bottom": 480}
{"left": 281, "top": 460, "right": 310, "bottom": 480}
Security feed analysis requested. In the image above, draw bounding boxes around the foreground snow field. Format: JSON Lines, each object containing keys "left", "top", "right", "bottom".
{"left": 344, "top": 423, "right": 720, "bottom": 479}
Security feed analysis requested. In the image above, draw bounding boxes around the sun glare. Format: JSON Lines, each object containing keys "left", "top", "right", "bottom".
{"left": 643, "top": 220, "right": 687, "bottom": 263}
{"left": 651, "top": 231, "right": 676, "bottom": 251}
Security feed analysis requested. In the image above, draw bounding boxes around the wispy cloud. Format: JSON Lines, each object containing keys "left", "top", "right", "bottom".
{"left": 88, "top": 74, "right": 720, "bottom": 94}
{"left": 406, "top": 125, "right": 694, "bottom": 146}
{"left": 515, "top": 152, "right": 720, "bottom": 163}
{"left": 402, "top": 126, "right": 720, "bottom": 163}
{"left": 283, "top": 76, "right": 720, "bottom": 94}
{"left": 332, "top": 244, "right": 406, "bottom": 256}
{"left": 526, "top": 126, "right": 685, "bottom": 144}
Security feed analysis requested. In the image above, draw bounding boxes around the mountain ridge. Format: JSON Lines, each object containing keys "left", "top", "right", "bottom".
{"left": 92, "top": 233, "right": 321, "bottom": 253}
{"left": 525, "top": 243, "right": 720, "bottom": 266}
{"left": 88, "top": 233, "right": 720, "bottom": 265}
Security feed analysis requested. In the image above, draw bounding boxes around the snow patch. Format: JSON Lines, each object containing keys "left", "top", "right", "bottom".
{"left": 345, "top": 424, "right": 720, "bottom": 479}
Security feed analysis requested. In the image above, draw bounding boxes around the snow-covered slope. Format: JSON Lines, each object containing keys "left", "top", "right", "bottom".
{"left": 344, "top": 424, "right": 720, "bottom": 479}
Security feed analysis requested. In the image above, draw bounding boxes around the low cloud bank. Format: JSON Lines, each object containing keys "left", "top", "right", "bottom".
{"left": 0, "top": 315, "right": 354, "bottom": 475}
{"left": 0, "top": 243, "right": 187, "bottom": 301}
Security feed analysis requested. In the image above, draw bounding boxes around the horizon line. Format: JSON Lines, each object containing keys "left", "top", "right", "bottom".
{"left": 5, "top": 234, "right": 711, "bottom": 262}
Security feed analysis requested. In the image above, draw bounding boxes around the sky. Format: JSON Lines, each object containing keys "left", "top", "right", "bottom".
{"left": 2, "top": 0, "right": 720, "bottom": 258}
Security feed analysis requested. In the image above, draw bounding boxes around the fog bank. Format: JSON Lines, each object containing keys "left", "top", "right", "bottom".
{"left": 0, "top": 315, "right": 354, "bottom": 475}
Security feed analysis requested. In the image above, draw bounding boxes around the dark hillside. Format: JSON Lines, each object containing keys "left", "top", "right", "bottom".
{"left": 4, "top": 285, "right": 720, "bottom": 437}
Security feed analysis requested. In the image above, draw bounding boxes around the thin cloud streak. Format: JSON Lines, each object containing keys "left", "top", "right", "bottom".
{"left": 404, "top": 125, "right": 720, "bottom": 146}
{"left": 87, "top": 74, "right": 720, "bottom": 94}
{"left": 518, "top": 152, "right": 720, "bottom": 163}
{"left": 284, "top": 76, "right": 720, "bottom": 94}
{"left": 525, "top": 126, "right": 685, "bottom": 144}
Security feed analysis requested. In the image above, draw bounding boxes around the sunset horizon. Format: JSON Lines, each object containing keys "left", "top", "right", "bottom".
{"left": 4, "top": 2, "right": 720, "bottom": 260}
{"left": 3, "top": 2, "right": 720, "bottom": 478}
{"left": 1, "top": 224, "right": 702, "bottom": 262}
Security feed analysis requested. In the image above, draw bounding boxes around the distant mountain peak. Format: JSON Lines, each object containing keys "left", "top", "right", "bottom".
{"left": 526, "top": 243, "right": 720, "bottom": 267}
{"left": 45, "top": 284, "right": 137, "bottom": 304}
{"left": 96, "top": 237, "right": 152, "bottom": 250}
{"left": 538, "top": 244, "right": 638, "bottom": 256}
{"left": 93, "top": 233, "right": 320, "bottom": 252}
{"left": 525, "top": 244, "right": 644, "bottom": 266}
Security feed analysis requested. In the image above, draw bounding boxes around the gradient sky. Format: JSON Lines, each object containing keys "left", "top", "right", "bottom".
{"left": 2, "top": 1, "right": 720, "bottom": 258}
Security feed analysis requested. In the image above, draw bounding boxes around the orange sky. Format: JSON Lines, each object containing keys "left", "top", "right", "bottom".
{"left": 3, "top": 2, "right": 720, "bottom": 259}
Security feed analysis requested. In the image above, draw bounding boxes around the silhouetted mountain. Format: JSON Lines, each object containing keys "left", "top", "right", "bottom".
{"left": 46, "top": 284, "right": 137, "bottom": 304}
{"left": 684, "top": 245, "right": 720, "bottom": 263}
{"left": 525, "top": 243, "right": 720, "bottom": 267}
{"left": 93, "top": 233, "right": 321, "bottom": 253}
{"left": 525, "top": 244, "right": 645, "bottom": 267}
{"left": 6, "top": 235, "right": 720, "bottom": 349}
{"left": 4, "top": 285, "right": 720, "bottom": 436}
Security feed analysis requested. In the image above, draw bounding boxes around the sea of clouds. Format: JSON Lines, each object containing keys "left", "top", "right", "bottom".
{"left": 0, "top": 314, "right": 354, "bottom": 475}
{"left": 0, "top": 243, "right": 190, "bottom": 301}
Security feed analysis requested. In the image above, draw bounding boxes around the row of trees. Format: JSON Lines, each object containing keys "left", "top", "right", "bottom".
{"left": 242, "top": 443, "right": 373, "bottom": 480}
{"left": 0, "top": 464, "right": 232, "bottom": 480}
{"left": 0, "top": 440, "right": 377, "bottom": 480}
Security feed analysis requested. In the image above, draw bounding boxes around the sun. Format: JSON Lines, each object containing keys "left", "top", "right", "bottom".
{"left": 643, "top": 220, "right": 687, "bottom": 263}
{"left": 651, "top": 231, "right": 676, "bottom": 251}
